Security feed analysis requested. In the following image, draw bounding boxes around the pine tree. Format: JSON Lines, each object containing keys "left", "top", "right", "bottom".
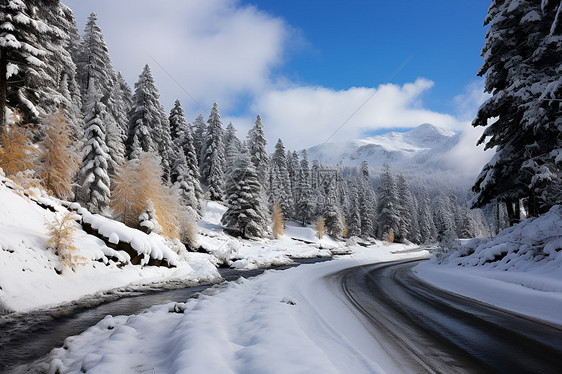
{"left": 169, "top": 100, "right": 203, "bottom": 212}
{"left": 270, "top": 138, "right": 293, "bottom": 217}
{"left": 37, "top": 109, "right": 79, "bottom": 200}
{"left": 324, "top": 197, "right": 344, "bottom": 240}
{"left": 294, "top": 150, "right": 315, "bottom": 226}
{"left": 200, "top": 102, "right": 225, "bottom": 201}
{"left": 433, "top": 193, "right": 457, "bottom": 242}
{"left": 192, "top": 114, "right": 206, "bottom": 167}
{"left": 127, "top": 65, "right": 172, "bottom": 179}
{"left": 396, "top": 174, "right": 414, "bottom": 242}
{"left": 1, "top": 0, "right": 50, "bottom": 126}
{"left": 221, "top": 147, "right": 269, "bottom": 238}
{"left": 76, "top": 84, "right": 111, "bottom": 214}
{"left": 417, "top": 188, "right": 437, "bottom": 243}
{"left": 358, "top": 163, "right": 376, "bottom": 238}
{"left": 247, "top": 114, "right": 270, "bottom": 192}
{"left": 224, "top": 122, "right": 241, "bottom": 172}
{"left": 472, "top": 0, "right": 562, "bottom": 218}
{"left": 376, "top": 164, "right": 400, "bottom": 240}
{"left": 345, "top": 177, "right": 362, "bottom": 237}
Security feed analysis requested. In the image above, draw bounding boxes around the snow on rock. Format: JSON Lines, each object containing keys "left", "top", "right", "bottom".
{"left": 79, "top": 208, "right": 181, "bottom": 265}
{"left": 416, "top": 205, "right": 562, "bottom": 324}
{"left": 0, "top": 176, "right": 220, "bottom": 313}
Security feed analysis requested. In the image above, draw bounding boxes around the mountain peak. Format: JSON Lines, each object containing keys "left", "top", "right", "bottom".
{"left": 406, "top": 123, "right": 456, "bottom": 138}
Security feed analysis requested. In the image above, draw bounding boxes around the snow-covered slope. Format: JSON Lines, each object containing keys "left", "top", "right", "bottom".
{"left": 0, "top": 174, "right": 219, "bottom": 313}
{"left": 415, "top": 205, "right": 562, "bottom": 324}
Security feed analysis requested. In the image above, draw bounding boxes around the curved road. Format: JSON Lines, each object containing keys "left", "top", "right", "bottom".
{"left": 333, "top": 260, "right": 562, "bottom": 374}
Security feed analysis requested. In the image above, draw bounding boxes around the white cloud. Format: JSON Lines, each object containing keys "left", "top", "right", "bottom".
{"left": 444, "top": 80, "right": 494, "bottom": 177}
{"left": 252, "top": 78, "right": 466, "bottom": 150}
{"left": 64, "top": 0, "right": 289, "bottom": 114}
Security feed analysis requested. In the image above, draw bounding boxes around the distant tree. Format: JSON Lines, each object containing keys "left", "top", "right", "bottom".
{"left": 294, "top": 150, "right": 315, "bottom": 226}
{"left": 315, "top": 217, "right": 327, "bottom": 239}
{"left": 200, "top": 102, "right": 225, "bottom": 201}
{"left": 168, "top": 102, "right": 203, "bottom": 215}
{"left": 396, "top": 174, "right": 414, "bottom": 242}
{"left": 270, "top": 138, "right": 293, "bottom": 217}
{"left": 222, "top": 147, "right": 269, "bottom": 238}
{"left": 224, "top": 122, "right": 241, "bottom": 172}
{"left": 247, "top": 114, "right": 270, "bottom": 192}
{"left": 417, "top": 188, "right": 437, "bottom": 243}
{"left": 271, "top": 202, "right": 285, "bottom": 239}
{"left": 191, "top": 114, "right": 206, "bottom": 167}
{"left": 376, "top": 164, "right": 399, "bottom": 240}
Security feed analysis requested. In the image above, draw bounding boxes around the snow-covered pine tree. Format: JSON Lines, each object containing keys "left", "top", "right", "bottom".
{"left": 396, "top": 174, "right": 414, "bottom": 242}
{"left": 472, "top": 0, "right": 562, "bottom": 219}
{"left": 168, "top": 100, "right": 203, "bottom": 212}
{"left": 1, "top": 0, "right": 50, "bottom": 127}
{"left": 0, "top": 0, "right": 81, "bottom": 135}
{"left": 376, "top": 164, "right": 400, "bottom": 240}
{"left": 417, "top": 188, "right": 437, "bottom": 243}
{"left": 221, "top": 146, "right": 269, "bottom": 238}
{"left": 76, "top": 83, "right": 111, "bottom": 214}
{"left": 247, "top": 114, "right": 270, "bottom": 192}
{"left": 75, "top": 13, "right": 115, "bottom": 99}
{"left": 37, "top": 109, "right": 79, "bottom": 200}
{"left": 270, "top": 138, "right": 293, "bottom": 217}
{"left": 172, "top": 150, "right": 201, "bottom": 216}
{"left": 200, "top": 102, "right": 225, "bottom": 201}
{"left": 323, "top": 194, "right": 344, "bottom": 240}
{"left": 287, "top": 150, "right": 300, "bottom": 207}
{"left": 345, "top": 177, "right": 362, "bottom": 237}
{"left": 191, "top": 114, "right": 206, "bottom": 167}
{"left": 433, "top": 193, "right": 457, "bottom": 242}
{"left": 358, "top": 161, "right": 376, "bottom": 238}
{"left": 127, "top": 65, "right": 172, "bottom": 180}
{"left": 294, "top": 151, "right": 315, "bottom": 226}
{"left": 224, "top": 122, "right": 241, "bottom": 172}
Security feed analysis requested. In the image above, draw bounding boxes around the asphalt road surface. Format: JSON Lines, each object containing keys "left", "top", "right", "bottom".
{"left": 332, "top": 260, "right": 562, "bottom": 374}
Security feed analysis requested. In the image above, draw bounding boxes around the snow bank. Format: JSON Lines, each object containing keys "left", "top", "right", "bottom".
{"left": 77, "top": 206, "right": 179, "bottom": 266}
{"left": 24, "top": 245, "right": 429, "bottom": 374}
{"left": 0, "top": 177, "right": 220, "bottom": 313}
{"left": 415, "top": 206, "right": 562, "bottom": 324}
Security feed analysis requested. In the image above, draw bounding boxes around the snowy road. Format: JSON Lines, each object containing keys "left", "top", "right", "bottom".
{"left": 336, "top": 260, "right": 562, "bottom": 373}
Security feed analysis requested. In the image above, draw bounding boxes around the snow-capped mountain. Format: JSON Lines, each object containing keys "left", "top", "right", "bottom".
{"left": 307, "top": 123, "right": 459, "bottom": 168}
{"left": 306, "top": 123, "right": 477, "bottom": 191}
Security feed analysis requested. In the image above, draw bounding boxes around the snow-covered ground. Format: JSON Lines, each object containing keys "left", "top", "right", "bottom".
{"left": 0, "top": 174, "right": 348, "bottom": 314}
{"left": 0, "top": 175, "right": 219, "bottom": 313}
{"left": 22, "top": 244, "right": 428, "bottom": 374}
{"left": 196, "top": 202, "right": 338, "bottom": 271}
{"left": 415, "top": 205, "right": 562, "bottom": 324}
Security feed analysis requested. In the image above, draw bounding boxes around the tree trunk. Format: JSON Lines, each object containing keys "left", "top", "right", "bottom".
{"left": 0, "top": 47, "right": 7, "bottom": 135}
{"left": 505, "top": 198, "right": 521, "bottom": 226}
{"left": 528, "top": 194, "right": 539, "bottom": 218}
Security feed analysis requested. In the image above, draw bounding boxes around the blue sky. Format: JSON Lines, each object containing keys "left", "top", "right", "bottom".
{"left": 241, "top": 0, "right": 490, "bottom": 115}
{"left": 64, "top": 0, "right": 492, "bottom": 154}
